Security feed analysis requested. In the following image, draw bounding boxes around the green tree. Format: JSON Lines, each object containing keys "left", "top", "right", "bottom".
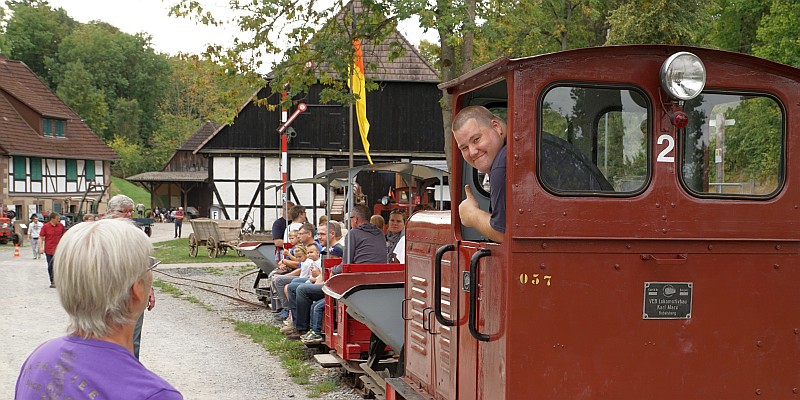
{"left": 149, "top": 113, "right": 200, "bottom": 168}
{"left": 171, "top": 0, "right": 481, "bottom": 168}
{"left": 475, "top": 0, "right": 619, "bottom": 63}
{"left": 52, "top": 22, "right": 170, "bottom": 141}
{"left": 163, "top": 53, "right": 261, "bottom": 124}
{"left": 753, "top": 0, "right": 800, "bottom": 67}
{"left": 606, "top": 0, "right": 709, "bottom": 45}
{"left": 2, "top": 0, "right": 76, "bottom": 84}
{"left": 417, "top": 39, "right": 440, "bottom": 76}
{"left": 110, "top": 97, "right": 142, "bottom": 143}
{"left": 108, "top": 135, "right": 145, "bottom": 178}
{"left": 55, "top": 61, "right": 109, "bottom": 136}
{"left": 706, "top": 0, "right": 770, "bottom": 53}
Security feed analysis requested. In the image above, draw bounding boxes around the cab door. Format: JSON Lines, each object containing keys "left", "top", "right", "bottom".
{"left": 404, "top": 212, "right": 461, "bottom": 400}
{"left": 455, "top": 162, "right": 507, "bottom": 400}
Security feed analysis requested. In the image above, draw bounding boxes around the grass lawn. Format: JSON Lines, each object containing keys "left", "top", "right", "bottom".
{"left": 110, "top": 176, "right": 150, "bottom": 208}
{"left": 152, "top": 237, "right": 255, "bottom": 264}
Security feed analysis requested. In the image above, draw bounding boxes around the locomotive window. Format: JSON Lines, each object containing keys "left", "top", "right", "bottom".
{"left": 681, "top": 93, "right": 783, "bottom": 197}
{"left": 539, "top": 86, "right": 649, "bottom": 194}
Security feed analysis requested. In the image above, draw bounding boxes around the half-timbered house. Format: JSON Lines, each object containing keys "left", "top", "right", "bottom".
{"left": 0, "top": 54, "right": 118, "bottom": 220}
{"left": 195, "top": 30, "right": 445, "bottom": 231}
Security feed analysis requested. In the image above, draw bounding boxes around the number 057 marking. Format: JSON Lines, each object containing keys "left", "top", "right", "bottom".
{"left": 657, "top": 134, "right": 675, "bottom": 163}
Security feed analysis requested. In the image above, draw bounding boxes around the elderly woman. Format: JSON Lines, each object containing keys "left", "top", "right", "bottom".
{"left": 15, "top": 219, "right": 182, "bottom": 399}
{"left": 386, "top": 209, "right": 407, "bottom": 262}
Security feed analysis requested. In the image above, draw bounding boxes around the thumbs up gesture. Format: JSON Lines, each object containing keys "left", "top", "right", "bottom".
{"left": 459, "top": 185, "right": 479, "bottom": 228}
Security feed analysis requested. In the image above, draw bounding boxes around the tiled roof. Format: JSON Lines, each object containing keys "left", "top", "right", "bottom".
{"left": 180, "top": 121, "right": 219, "bottom": 152}
{"left": 335, "top": 0, "right": 438, "bottom": 82}
{"left": 127, "top": 171, "right": 208, "bottom": 182}
{"left": 360, "top": 30, "right": 439, "bottom": 82}
{"left": 0, "top": 55, "right": 119, "bottom": 160}
{"left": 268, "top": 0, "right": 439, "bottom": 83}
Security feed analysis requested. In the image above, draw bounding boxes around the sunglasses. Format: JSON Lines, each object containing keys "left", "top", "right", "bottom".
{"left": 148, "top": 256, "right": 162, "bottom": 271}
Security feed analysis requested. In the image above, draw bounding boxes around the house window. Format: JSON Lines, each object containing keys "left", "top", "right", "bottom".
{"left": 14, "top": 156, "right": 26, "bottom": 180}
{"left": 42, "top": 118, "right": 65, "bottom": 137}
{"left": 30, "top": 157, "right": 42, "bottom": 180}
{"left": 85, "top": 160, "right": 96, "bottom": 180}
{"left": 66, "top": 159, "right": 77, "bottom": 181}
{"left": 43, "top": 119, "right": 52, "bottom": 137}
{"left": 55, "top": 120, "right": 65, "bottom": 137}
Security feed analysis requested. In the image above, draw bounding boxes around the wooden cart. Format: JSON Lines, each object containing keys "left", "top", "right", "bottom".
{"left": 188, "top": 218, "right": 245, "bottom": 258}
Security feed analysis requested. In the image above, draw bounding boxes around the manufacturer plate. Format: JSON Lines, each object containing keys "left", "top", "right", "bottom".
{"left": 462, "top": 271, "right": 471, "bottom": 292}
{"left": 643, "top": 282, "right": 692, "bottom": 319}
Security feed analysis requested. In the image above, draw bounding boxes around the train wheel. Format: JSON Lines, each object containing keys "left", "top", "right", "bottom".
{"left": 188, "top": 234, "right": 198, "bottom": 257}
{"left": 207, "top": 237, "right": 218, "bottom": 258}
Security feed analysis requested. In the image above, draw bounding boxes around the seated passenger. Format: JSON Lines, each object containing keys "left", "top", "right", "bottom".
{"left": 370, "top": 214, "right": 385, "bottom": 231}
{"left": 273, "top": 223, "right": 323, "bottom": 320}
{"left": 453, "top": 105, "right": 507, "bottom": 243}
{"left": 385, "top": 209, "right": 406, "bottom": 262}
{"left": 292, "top": 204, "right": 385, "bottom": 342}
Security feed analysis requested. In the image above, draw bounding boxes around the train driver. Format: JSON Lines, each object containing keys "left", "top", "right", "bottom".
{"left": 453, "top": 105, "right": 507, "bottom": 243}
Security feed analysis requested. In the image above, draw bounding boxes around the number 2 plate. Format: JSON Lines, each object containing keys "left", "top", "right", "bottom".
{"left": 657, "top": 134, "right": 675, "bottom": 163}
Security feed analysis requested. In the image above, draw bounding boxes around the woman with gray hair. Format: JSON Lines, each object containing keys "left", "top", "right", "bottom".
{"left": 15, "top": 219, "right": 182, "bottom": 399}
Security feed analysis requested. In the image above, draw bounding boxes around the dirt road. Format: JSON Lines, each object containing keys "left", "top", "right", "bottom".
{"left": 0, "top": 222, "right": 332, "bottom": 400}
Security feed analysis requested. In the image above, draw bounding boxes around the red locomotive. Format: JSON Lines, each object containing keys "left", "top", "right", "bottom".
{"left": 377, "top": 45, "right": 800, "bottom": 399}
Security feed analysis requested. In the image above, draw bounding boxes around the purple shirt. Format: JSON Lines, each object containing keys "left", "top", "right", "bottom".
{"left": 16, "top": 335, "right": 182, "bottom": 400}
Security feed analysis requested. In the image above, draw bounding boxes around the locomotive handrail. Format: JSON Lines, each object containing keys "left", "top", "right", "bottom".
{"left": 421, "top": 306, "right": 432, "bottom": 332}
{"left": 433, "top": 244, "right": 457, "bottom": 326}
{"left": 426, "top": 308, "right": 439, "bottom": 335}
{"left": 401, "top": 299, "right": 412, "bottom": 321}
{"left": 468, "top": 249, "right": 492, "bottom": 342}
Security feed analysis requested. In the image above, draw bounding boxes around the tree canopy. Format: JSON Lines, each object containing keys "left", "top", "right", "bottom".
{"left": 0, "top": 0, "right": 259, "bottom": 177}
{"left": 1, "top": 0, "right": 799, "bottom": 176}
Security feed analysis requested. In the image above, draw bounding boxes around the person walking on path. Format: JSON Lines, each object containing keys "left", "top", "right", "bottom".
{"left": 27, "top": 214, "right": 43, "bottom": 259}
{"left": 39, "top": 212, "right": 65, "bottom": 288}
{"left": 106, "top": 194, "right": 156, "bottom": 360}
{"left": 14, "top": 218, "right": 183, "bottom": 400}
{"left": 174, "top": 207, "right": 185, "bottom": 238}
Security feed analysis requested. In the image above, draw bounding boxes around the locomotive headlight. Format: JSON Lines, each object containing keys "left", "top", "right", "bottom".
{"left": 660, "top": 51, "right": 706, "bottom": 101}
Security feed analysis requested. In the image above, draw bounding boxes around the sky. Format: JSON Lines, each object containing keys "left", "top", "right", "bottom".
{"left": 45, "top": 0, "right": 436, "bottom": 69}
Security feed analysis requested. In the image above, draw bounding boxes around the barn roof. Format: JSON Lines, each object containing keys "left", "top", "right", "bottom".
{"left": 267, "top": 0, "right": 439, "bottom": 83}
{"left": 127, "top": 171, "right": 208, "bottom": 183}
{"left": 180, "top": 121, "right": 219, "bottom": 152}
{"left": 0, "top": 54, "right": 119, "bottom": 160}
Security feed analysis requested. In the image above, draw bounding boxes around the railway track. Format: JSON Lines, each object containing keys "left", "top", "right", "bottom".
{"left": 153, "top": 268, "right": 269, "bottom": 309}
{"left": 152, "top": 266, "right": 379, "bottom": 399}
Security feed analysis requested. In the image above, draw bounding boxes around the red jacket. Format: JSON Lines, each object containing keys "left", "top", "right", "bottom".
{"left": 40, "top": 221, "right": 66, "bottom": 255}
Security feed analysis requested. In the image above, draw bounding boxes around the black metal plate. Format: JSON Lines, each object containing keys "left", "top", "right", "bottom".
{"left": 643, "top": 282, "right": 692, "bottom": 319}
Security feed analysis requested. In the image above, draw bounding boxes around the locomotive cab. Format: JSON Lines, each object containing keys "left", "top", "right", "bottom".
{"left": 391, "top": 45, "right": 799, "bottom": 400}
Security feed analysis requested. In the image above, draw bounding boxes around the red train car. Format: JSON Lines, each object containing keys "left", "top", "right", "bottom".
{"left": 386, "top": 45, "right": 800, "bottom": 399}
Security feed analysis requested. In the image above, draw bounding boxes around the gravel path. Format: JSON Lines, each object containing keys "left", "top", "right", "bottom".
{"left": 0, "top": 223, "right": 361, "bottom": 400}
